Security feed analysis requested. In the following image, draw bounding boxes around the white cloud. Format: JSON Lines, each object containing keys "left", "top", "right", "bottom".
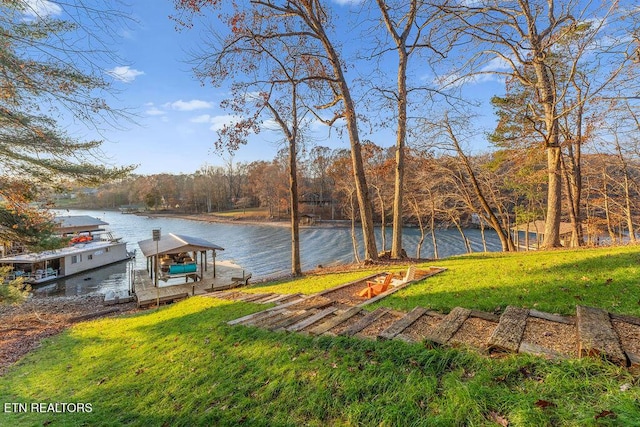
{"left": 209, "top": 115, "right": 241, "bottom": 131}
{"left": 190, "top": 114, "right": 213, "bottom": 123}
{"left": 146, "top": 107, "right": 166, "bottom": 116}
{"left": 108, "top": 66, "right": 145, "bottom": 83}
{"left": 188, "top": 113, "right": 242, "bottom": 131}
{"left": 167, "top": 99, "right": 213, "bottom": 111}
{"left": 22, "top": 0, "right": 62, "bottom": 19}
{"left": 433, "top": 55, "right": 511, "bottom": 89}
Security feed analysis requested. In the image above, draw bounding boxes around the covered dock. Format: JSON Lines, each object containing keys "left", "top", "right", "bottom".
{"left": 138, "top": 233, "right": 225, "bottom": 285}
{"left": 135, "top": 233, "right": 251, "bottom": 307}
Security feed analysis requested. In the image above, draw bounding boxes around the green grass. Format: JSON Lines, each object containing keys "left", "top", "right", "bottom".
{"left": 3, "top": 245, "right": 640, "bottom": 426}
{"left": 376, "top": 245, "right": 640, "bottom": 316}
{"left": 2, "top": 297, "right": 639, "bottom": 426}
{"left": 245, "top": 245, "right": 640, "bottom": 316}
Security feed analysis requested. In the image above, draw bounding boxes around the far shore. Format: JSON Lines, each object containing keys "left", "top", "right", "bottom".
{"left": 135, "top": 210, "right": 354, "bottom": 229}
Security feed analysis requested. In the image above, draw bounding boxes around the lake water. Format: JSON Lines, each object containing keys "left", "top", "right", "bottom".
{"left": 35, "top": 209, "right": 503, "bottom": 296}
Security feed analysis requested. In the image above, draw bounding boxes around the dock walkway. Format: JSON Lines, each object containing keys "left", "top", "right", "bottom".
{"left": 134, "top": 263, "right": 251, "bottom": 308}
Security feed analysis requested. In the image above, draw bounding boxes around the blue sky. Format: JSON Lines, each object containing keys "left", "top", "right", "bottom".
{"left": 31, "top": 0, "right": 508, "bottom": 175}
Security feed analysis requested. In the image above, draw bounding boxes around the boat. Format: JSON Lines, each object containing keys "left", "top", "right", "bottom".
{"left": 0, "top": 215, "right": 134, "bottom": 284}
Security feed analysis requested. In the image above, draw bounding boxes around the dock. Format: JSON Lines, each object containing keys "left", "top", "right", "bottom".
{"left": 133, "top": 262, "right": 251, "bottom": 308}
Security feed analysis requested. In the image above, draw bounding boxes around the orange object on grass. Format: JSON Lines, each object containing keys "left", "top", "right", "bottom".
{"left": 357, "top": 273, "right": 393, "bottom": 299}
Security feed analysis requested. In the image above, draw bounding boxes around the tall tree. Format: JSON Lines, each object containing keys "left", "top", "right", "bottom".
{"left": 372, "top": 0, "right": 440, "bottom": 259}
{"left": 175, "top": 0, "right": 379, "bottom": 260}
{"left": 439, "top": 0, "right": 637, "bottom": 248}
{"left": 0, "top": 0, "right": 135, "bottom": 250}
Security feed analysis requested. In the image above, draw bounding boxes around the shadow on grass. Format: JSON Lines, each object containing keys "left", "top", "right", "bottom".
{"left": 2, "top": 296, "right": 639, "bottom": 426}
{"left": 382, "top": 249, "right": 640, "bottom": 317}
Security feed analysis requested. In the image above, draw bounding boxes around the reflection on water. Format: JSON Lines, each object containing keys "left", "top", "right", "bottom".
{"left": 41, "top": 209, "right": 503, "bottom": 297}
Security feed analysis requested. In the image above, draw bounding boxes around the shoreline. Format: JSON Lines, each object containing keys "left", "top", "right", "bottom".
{"left": 136, "top": 211, "right": 354, "bottom": 228}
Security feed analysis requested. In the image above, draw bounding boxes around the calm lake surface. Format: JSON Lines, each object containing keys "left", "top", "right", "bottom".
{"left": 36, "top": 209, "right": 503, "bottom": 297}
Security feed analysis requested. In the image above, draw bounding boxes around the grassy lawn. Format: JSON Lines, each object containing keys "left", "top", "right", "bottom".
{"left": 248, "top": 245, "right": 640, "bottom": 317}
{"left": 1, "top": 297, "right": 639, "bottom": 426}
{"left": 2, "top": 245, "right": 640, "bottom": 426}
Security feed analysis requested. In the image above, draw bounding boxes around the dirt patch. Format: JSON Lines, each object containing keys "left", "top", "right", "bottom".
{"left": 522, "top": 317, "right": 578, "bottom": 357}
{"left": 287, "top": 295, "right": 333, "bottom": 310}
{"left": 328, "top": 311, "right": 367, "bottom": 335}
{"left": 0, "top": 295, "right": 137, "bottom": 376}
{"left": 401, "top": 313, "right": 443, "bottom": 342}
{"left": 451, "top": 317, "right": 498, "bottom": 350}
{"left": 356, "top": 311, "right": 404, "bottom": 339}
{"left": 613, "top": 321, "right": 640, "bottom": 356}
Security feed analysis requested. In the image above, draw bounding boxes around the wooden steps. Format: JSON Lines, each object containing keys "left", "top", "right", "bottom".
{"left": 426, "top": 307, "right": 472, "bottom": 345}
{"left": 228, "top": 303, "right": 640, "bottom": 367}
{"left": 488, "top": 306, "right": 529, "bottom": 353}
{"left": 577, "top": 305, "right": 626, "bottom": 365}
{"left": 216, "top": 270, "right": 639, "bottom": 368}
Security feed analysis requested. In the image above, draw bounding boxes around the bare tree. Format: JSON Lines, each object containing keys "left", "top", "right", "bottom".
{"left": 438, "top": 0, "right": 637, "bottom": 248}
{"left": 174, "top": 0, "right": 379, "bottom": 260}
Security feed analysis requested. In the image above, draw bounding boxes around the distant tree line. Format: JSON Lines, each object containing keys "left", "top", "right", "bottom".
{"left": 63, "top": 137, "right": 640, "bottom": 254}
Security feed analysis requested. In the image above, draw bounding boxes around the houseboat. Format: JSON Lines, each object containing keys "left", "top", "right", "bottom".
{"left": 0, "top": 215, "right": 133, "bottom": 284}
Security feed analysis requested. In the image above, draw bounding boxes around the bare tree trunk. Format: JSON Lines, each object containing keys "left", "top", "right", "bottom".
{"left": 408, "top": 197, "right": 424, "bottom": 258}
{"left": 532, "top": 49, "right": 563, "bottom": 248}
{"left": 603, "top": 171, "right": 616, "bottom": 244}
{"left": 375, "top": 0, "right": 419, "bottom": 260}
{"left": 450, "top": 213, "right": 471, "bottom": 253}
{"left": 479, "top": 216, "right": 487, "bottom": 252}
{"left": 311, "top": 13, "right": 377, "bottom": 261}
{"left": 288, "top": 135, "right": 301, "bottom": 276}
{"left": 444, "top": 116, "right": 515, "bottom": 251}
{"left": 376, "top": 188, "right": 387, "bottom": 252}
{"left": 349, "top": 191, "right": 361, "bottom": 263}
{"left": 430, "top": 198, "right": 439, "bottom": 259}
{"left": 613, "top": 137, "right": 637, "bottom": 244}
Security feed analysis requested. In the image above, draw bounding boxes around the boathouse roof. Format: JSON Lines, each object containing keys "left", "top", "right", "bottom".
{"left": 55, "top": 215, "right": 109, "bottom": 234}
{"left": 137, "top": 233, "right": 224, "bottom": 258}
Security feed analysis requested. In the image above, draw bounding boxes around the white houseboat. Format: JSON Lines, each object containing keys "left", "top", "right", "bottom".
{"left": 0, "top": 215, "right": 133, "bottom": 284}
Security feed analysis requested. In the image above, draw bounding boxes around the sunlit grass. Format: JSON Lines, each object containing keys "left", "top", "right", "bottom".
{"left": 3, "top": 245, "right": 640, "bottom": 425}
{"left": 1, "top": 296, "right": 639, "bottom": 426}
{"left": 375, "top": 245, "right": 640, "bottom": 316}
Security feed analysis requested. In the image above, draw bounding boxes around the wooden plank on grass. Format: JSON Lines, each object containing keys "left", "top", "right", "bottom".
{"left": 393, "top": 333, "right": 415, "bottom": 343}
{"left": 137, "top": 293, "right": 189, "bottom": 308}
{"left": 246, "top": 294, "right": 277, "bottom": 303}
{"left": 469, "top": 310, "right": 500, "bottom": 323}
{"left": 425, "top": 307, "right": 471, "bottom": 345}
{"left": 227, "top": 308, "right": 284, "bottom": 326}
{"left": 378, "top": 307, "right": 428, "bottom": 340}
{"left": 340, "top": 307, "right": 389, "bottom": 337}
{"left": 260, "top": 294, "right": 290, "bottom": 304}
{"left": 254, "top": 310, "right": 297, "bottom": 328}
{"left": 576, "top": 305, "right": 627, "bottom": 366}
{"left": 307, "top": 306, "right": 363, "bottom": 336}
{"left": 272, "top": 310, "right": 323, "bottom": 331}
{"left": 519, "top": 341, "right": 566, "bottom": 360}
{"left": 529, "top": 309, "right": 574, "bottom": 325}
{"left": 236, "top": 293, "right": 268, "bottom": 302}
{"left": 287, "top": 306, "right": 338, "bottom": 332}
{"left": 268, "top": 310, "right": 311, "bottom": 331}
{"left": 610, "top": 313, "right": 640, "bottom": 327}
{"left": 487, "top": 306, "right": 529, "bottom": 353}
